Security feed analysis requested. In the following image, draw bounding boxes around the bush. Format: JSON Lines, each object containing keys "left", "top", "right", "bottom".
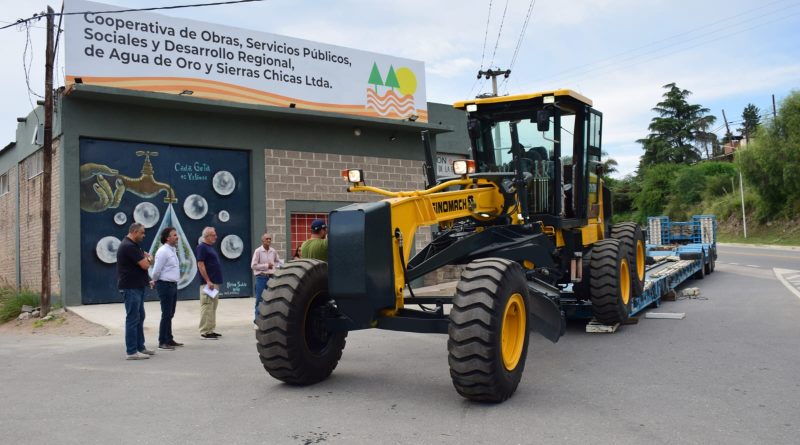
{"left": 0, "top": 287, "right": 41, "bottom": 323}
{"left": 633, "top": 163, "right": 685, "bottom": 219}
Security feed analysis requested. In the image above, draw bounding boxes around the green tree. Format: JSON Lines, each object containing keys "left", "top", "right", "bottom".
{"left": 384, "top": 65, "right": 400, "bottom": 92}
{"left": 738, "top": 103, "right": 761, "bottom": 143}
{"left": 633, "top": 163, "right": 684, "bottom": 218}
{"left": 602, "top": 150, "right": 618, "bottom": 175}
{"left": 368, "top": 62, "right": 384, "bottom": 92}
{"left": 638, "top": 83, "right": 716, "bottom": 166}
{"left": 736, "top": 91, "right": 800, "bottom": 219}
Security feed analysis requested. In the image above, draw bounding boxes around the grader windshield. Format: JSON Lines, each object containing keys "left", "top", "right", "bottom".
{"left": 455, "top": 90, "right": 603, "bottom": 224}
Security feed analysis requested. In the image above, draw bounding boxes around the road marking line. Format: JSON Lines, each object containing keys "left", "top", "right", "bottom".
{"left": 786, "top": 274, "right": 800, "bottom": 281}
{"left": 746, "top": 265, "right": 761, "bottom": 268}
{"left": 773, "top": 268, "right": 800, "bottom": 301}
{"left": 729, "top": 262, "right": 740, "bottom": 265}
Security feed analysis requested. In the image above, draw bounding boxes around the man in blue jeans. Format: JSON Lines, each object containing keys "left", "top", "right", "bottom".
{"left": 151, "top": 226, "right": 184, "bottom": 350}
{"left": 250, "top": 232, "right": 281, "bottom": 328}
{"left": 117, "top": 222, "right": 156, "bottom": 360}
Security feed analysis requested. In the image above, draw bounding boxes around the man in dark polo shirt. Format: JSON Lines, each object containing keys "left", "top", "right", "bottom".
{"left": 197, "top": 226, "right": 223, "bottom": 339}
{"left": 117, "top": 222, "right": 156, "bottom": 360}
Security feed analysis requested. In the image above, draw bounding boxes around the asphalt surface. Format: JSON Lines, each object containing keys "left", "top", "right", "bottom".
{"left": 1, "top": 244, "right": 799, "bottom": 445}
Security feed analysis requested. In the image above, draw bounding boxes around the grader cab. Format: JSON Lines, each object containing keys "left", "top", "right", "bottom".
{"left": 256, "top": 90, "right": 645, "bottom": 403}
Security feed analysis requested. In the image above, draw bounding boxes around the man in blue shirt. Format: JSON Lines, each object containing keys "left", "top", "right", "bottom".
{"left": 117, "top": 222, "right": 156, "bottom": 360}
{"left": 197, "top": 226, "right": 223, "bottom": 339}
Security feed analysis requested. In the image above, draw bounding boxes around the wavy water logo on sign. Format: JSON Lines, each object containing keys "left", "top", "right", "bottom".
{"left": 365, "top": 63, "right": 417, "bottom": 119}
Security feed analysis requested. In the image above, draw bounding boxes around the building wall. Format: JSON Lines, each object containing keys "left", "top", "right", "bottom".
{"left": 264, "top": 149, "right": 430, "bottom": 257}
{"left": 0, "top": 166, "right": 17, "bottom": 286}
{"left": 17, "top": 141, "right": 61, "bottom": 295}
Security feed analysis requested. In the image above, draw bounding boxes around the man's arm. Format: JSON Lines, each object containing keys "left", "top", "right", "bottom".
{"left": 198, "top": 261, "right": 214, "bottom": 290}
{"left": 151, "top": 247, "right": 166, "bottom": 281}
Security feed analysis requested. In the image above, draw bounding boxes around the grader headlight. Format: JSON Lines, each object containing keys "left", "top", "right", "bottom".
{"left": 341, "top": 169, "right": 364, "bottom": 184}
{"left": 452, "top": 160, "right": 476, "bottom": 176}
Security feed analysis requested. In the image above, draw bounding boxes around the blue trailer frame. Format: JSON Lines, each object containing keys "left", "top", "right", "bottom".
{"left": 561, "top": 215, "right": 717, "bottom": 320}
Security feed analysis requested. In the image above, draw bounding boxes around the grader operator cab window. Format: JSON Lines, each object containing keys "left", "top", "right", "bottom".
{"left": 461, "top": 91, "right": 601, "bottom": 226}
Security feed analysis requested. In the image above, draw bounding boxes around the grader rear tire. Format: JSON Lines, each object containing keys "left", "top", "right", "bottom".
{"left": 588, "top": 239, "right": 632, "bottom": 324}
{"left": 448, "top": 258, "right": 529, "bottom": 403}
{"left": 610, "top": 222, "right": 646, "bottom": 296}
{"left": 256, "top": 259, "right": 347, "bottom": 385}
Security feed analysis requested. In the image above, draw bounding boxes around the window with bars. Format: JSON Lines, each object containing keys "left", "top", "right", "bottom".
{"left": 290, "top": 212, "right": 328, "bottom": 259}
{"left": 25, "top": 150, "right": 43, "bottom": 179}
{"left": 0, "top": 172, "right": 9, "bottom": 196}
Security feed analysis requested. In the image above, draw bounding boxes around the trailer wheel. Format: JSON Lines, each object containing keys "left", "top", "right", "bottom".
{"left": 705, "top": 248, "right": 715, "bottom": 274}
{"left": 256, "top": 259, "right": 347, "bottom": 385}
{"left": 448, "top": 258, "right": 529, "bottom": 403}
{"left": 610, "top": 222, "right": 646, "bottom": 296}
{"left": 694, "top": 251, "right": 706, "bottom": 279}
{"left": 588, "top": 239, "right": 632, "bottom": 324}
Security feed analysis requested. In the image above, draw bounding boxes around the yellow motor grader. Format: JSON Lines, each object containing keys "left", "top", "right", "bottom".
{"left": 256, "top": 89, "right": 645, "bottom": 403}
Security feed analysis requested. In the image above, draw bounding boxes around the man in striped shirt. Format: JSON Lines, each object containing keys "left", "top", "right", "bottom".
{"left": 251, "top": 233, "right": 282, "bottom": 327}
{"left": 151, "top": 227, "right": 184, "bottom": 350}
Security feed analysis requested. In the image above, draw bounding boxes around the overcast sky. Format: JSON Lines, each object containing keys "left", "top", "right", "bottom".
{"left": 1, "top": 0, "right": 798, "bottom": 177}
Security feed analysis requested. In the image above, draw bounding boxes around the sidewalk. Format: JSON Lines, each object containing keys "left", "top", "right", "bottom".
{"left": 68, "top": 281, "right": 459, "bottom": 335}
{"left": 69, "top": 297, "right": 256, "bottom": 335}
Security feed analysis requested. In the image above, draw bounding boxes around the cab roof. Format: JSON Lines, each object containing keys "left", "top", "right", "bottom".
{"left": 453, "top": 89, "right": 593, "bottom": 109}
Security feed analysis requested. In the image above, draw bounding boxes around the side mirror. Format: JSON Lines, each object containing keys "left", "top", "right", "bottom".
{"left": 467, "top": 119, "right": 480, "bottom": 140}
{"left": 536, "top": 110, "right": 551, "bottom": 132}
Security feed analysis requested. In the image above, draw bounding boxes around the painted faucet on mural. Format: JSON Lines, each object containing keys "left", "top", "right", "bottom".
{"left": 79, "top": 139, "right": 251, "bottom": 304}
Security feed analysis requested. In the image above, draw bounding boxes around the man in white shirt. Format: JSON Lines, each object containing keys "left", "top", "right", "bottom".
{"left": 151, "top": 227, "right": 184, "bottom": 350}
{"left": 251, "top": 233, "right": 282, "bottom": 326}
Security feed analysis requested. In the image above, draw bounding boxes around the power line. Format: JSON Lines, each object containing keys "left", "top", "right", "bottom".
{"left": 487, "top": 0, "right": 510, "bottom": 69}
{"left": 468, "top": 0, "right": 495, "bottom": 98}
{"left": 500, "top": 0, "right": 537, "bottom": 93}
{"left": 0, "top": 0, "right": 266, "bottom": 31}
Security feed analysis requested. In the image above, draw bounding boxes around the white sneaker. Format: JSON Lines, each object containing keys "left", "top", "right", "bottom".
{"left": 126, "top": 352, "right": 150, "bottom": 360}
{"left": 138, "top": 348, "right": 156, "bottom": 356}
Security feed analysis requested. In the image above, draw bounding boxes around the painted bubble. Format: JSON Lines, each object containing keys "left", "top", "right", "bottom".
{"left": 183, "top": 194, "right": 208, "bottom": 220}
{"left": 133, "top": 202, "right": 160, "bottom": 228}
{"left": 218, "top": 210, "right": 230, "bottom": 222}
{"left": 95, "top": 236, "right": 121, "bottom": 264}
{"left": 213, "top": 170, "right": 236, "bottom": 196}
{"left": 220, "top": 234, "right": 243, "bottom": 259}
{"left": 114, "top": 212, "right": 127, "bottom": 226}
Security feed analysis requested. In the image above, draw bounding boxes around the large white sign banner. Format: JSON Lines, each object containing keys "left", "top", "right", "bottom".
{"left": 65, "top": 0, "right": 428, "bottom": 121}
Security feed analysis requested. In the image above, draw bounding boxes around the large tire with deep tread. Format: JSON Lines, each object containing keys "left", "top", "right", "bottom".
{"left": 588, "top": 239, "right": 632, "bottom": 324}
{"left": 448, "top": 258, "right": 530, "bottom": 403}
{"left": 610, "top": 222, "right": 645, "bottom": 296}
{"left": 693, "top": 251, "right": 706, "bottom": 280}
{"left": 256, "top": 259, "right": 347, "bottom": 385}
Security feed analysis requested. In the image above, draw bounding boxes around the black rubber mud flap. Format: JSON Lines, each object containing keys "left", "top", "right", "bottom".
{"left": 526, "top": 290, "right": 565, "bottom": 343}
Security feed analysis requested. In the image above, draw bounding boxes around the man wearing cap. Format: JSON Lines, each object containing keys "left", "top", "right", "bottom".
{"left": 300, "top": 219, "right": 328, "bottom": 261}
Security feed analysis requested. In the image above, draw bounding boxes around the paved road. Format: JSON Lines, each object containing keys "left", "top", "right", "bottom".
{"left": 1, "top": 244, "right": 799, "bottom": 445}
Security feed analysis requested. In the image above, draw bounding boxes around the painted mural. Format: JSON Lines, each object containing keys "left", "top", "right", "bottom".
{"left": 79, "top": 139, "right": 251, "bottom": 304}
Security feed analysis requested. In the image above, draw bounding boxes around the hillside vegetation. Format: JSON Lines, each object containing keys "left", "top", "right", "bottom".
{"left": 606, "top": 85, "right": 800, "bottom": 245}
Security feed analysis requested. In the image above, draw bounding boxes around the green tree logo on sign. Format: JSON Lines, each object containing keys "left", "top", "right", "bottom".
{"left": 385, "top": 65, "right": 399, "bottom": 92}
{"left": 368, "top": 62, "right": 384, "bottom": 92}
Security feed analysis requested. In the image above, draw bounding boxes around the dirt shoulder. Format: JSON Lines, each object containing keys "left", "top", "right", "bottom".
{"left": 0, "top": 310, "right": 109, "bottom": 337}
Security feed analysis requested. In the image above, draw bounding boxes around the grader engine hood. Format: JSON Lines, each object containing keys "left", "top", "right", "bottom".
{"left": 328, "top": 201, "right": 396, "bottom": 329}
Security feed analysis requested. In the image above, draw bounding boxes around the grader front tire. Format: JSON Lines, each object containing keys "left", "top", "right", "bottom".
{"left": 448, "top": 258, "right": 530, "bottom": 403}
{"left": 256, "top": 259, "right": 347, "bottom": 385}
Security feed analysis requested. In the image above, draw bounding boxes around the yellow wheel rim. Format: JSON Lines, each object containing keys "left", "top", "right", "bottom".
{"left": 636, "top": 240, "right": 645, "bottom": 282}
{"left": 501, "top": 293, "right": 526, "bottom": 371}
{"left": 620, "top": 258, "right": 630, "bottom": 305}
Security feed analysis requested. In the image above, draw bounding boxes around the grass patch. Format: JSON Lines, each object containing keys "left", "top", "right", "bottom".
{"left": 717, "top": 215, "right": 800, "bottom": 246}
{"left": 33, "top": 314, "right": 65, "bottom": 328}
{"left": 0, "top": 287, "right": 41, "bottom": 323}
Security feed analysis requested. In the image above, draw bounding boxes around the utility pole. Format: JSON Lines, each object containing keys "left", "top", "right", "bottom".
{"left": 477, "top": 68, "right": 510, "bottom": 153}
{"left": 40, "top": 6, "right": 55, "bottom": 316}
{"left": 772, "top": 94, "right": 777, "bottom": 120}
{"left": 477, "top": 68, "right": 511, "bottom": 98}
{"left": 723, "top": 109, "right": 747, "bottom": 239}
